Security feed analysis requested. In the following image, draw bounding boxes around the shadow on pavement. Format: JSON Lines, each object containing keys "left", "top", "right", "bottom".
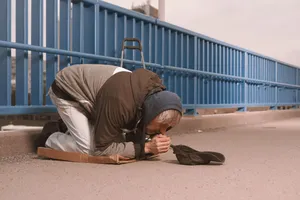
{"left": 162, "top": 159, "right": 225, "bottom": 166}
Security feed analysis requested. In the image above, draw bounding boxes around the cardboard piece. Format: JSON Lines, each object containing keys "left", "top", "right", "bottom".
{"left": 37, "top": 147, "right": 136, "bottom": 165}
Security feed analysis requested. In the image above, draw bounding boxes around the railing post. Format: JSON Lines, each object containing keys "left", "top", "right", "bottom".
{"left": 237, "top": 52, "right": 248, "bottom": 112}
{"left": 0, "top": 0, "right": 11, "bottom": 107}
{"left": 185, "top": 36, "right": 198, "bottom": 116}
{"left": 271, "top": 62, "right": 278, "bottom": 110}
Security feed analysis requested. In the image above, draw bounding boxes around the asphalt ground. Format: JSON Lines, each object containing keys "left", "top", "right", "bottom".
{"left": 1, "top": 118, "right": 300, "bottom": 200}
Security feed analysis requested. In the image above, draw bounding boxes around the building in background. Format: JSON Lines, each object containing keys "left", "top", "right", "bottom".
{"left": 131, "top": 1, "right": 159, "bottom": 18}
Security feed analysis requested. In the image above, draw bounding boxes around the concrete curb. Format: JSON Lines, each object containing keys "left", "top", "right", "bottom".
{"left": 0, "top": 130, "right": 41, "bottom": 157}
{"left": 1, "top": 109, "right": 300, "bottom": 158}
{"left": 171, "top": 109, "right": 300, "bottom": 133}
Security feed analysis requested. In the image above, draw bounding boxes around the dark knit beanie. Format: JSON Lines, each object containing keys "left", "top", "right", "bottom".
{"left": 142, "top": 90, "right": 183, "bottom": 126}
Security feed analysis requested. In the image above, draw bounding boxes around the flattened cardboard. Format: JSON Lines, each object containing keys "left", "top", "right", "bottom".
{"left": 37, "top": 147, "right": 136, "bottom": 165}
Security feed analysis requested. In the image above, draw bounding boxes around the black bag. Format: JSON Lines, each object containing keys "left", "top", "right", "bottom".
{"left": 171, "top": 144, "right": 225, "bottom": 165}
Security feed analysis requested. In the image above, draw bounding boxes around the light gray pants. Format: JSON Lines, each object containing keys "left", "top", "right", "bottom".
{"left": 45, "top": 87, "right": 94, "bottom": 154}
{"left": 45, "top": 67, "right": 131, "bottom": 155}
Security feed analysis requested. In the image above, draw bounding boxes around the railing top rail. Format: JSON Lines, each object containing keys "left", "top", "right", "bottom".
{"left": 76, "top": 0, "right": 299, "bottom": 69}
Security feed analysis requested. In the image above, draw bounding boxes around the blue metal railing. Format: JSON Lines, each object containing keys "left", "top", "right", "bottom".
{"left": 0, "top": 0, "right": 299, "bottom": 115}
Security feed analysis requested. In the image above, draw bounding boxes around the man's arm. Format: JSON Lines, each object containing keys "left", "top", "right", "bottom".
{"left": 93, "top": 141, "right": 136, "bottom": 158}
{"left": 92, "top": 96, "right": 144, "bottom": 159}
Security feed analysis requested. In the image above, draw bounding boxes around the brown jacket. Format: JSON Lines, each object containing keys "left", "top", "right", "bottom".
{"left": 92, "top": 68, "right": 166, "bottom": 159}
{"left": 51, "top": 64, "right": 165, "bottom": 159}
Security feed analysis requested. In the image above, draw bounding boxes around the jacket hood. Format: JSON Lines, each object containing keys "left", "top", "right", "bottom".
{"left": 142, "top": 90, "right": 183, "bottom": 126}
{"left": 129, "top": 68, "right": 166, "bottom": 110}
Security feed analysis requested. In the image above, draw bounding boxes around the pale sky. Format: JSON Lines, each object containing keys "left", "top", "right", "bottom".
{"left": 105, "top": 0, "right": 300, "bottom": 67}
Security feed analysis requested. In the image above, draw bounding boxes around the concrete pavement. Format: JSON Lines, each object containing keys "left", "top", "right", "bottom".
{"left": 1, "top": 118, "right": 300, "bottom": 200}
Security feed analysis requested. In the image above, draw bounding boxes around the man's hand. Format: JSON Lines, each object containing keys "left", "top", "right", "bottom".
{"left": 144, "top": 134, "right": 171, "bottom": 155}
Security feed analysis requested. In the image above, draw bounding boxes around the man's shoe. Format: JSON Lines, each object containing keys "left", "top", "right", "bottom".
{"left": 34, "top": 120, "right": 65, "bottom": 149}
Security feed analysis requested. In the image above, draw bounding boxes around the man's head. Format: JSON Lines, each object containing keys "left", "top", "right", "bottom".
{"left": 146, "top": 109, "right": 182, "bottom": 135}
{"left": 143, "top": 90, "right": 183, "bottom": 136}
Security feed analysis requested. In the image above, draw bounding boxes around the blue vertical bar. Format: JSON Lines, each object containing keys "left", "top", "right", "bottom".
{"left": 0, "top": 0, "right": 11, "bottom": 106}
{"left": 161, "top": 27, "right": 164, "bottom": 66}
{"left": 264, "top": 59, "right": 267, "bottom": 81}
{"left": 185, "top": 36, "right": 197, "bottom": 115}
{"left": 226, "top": 47, "right": 229, "bottom": 75}
{"left": 16, "top": 0, "right": 28, "bottom": 105}
{"left": 167, "top": 29, "right": 171, "bottom": 90}
{"left": 257, "top": 56, "right": 259, "bottom": 80}
{"left": 240, "top": 52, "right": 243, "bottom": 104}
{"left": 174, "top": 31, "right": 177, "bottom": 94}
{"left": 262, "top": 58, "right": 264, "bottom": 81}
{"left": 116, "top": 14, "right": 124, "bottom": 61}
{"left": 272, "top": 61, "right": 275, "bottom": 82}
{"left": 277, "top": 63, "right": 280, "bottom": 83}
{"left": 267, "top": 60, "right": 269, "bottom": 81}
{"left": 46, "top": 0, "right": 58, "bottom": 105}
{"left": 150, "top": 23, "right": 155, "bottom": 64}
{"left": 222, "top": 79, "right": 226, "bottom": 104}
{"left": 171, "top": 31, "right": 176, "bottom": 67}
{"left": 197, "top": 39, "right": 200, "bottom": 71}
{"left": 236, "top": 51, "right": 239, "bottom": 77}
{"left": 154, "top": 25, "right": 158, "bottom": 64}
{"left": 215, "top": 44, "right": 218, "bottom": 74}
{"left": 148, "top": 23, "right": 152, "bottom": 64}
{"left": 137, "top": 20, "right": 144, "bottom": 63}
{"left": 220, "top": 46, "right": 223, "bottom": 74}
{"left": 31, "top": 0, "right": 43, "bottom": 105}
{"left": 255, "top": 56, "right": 257, "bottom": 80}
{"left": 168, "top": 30, "right": 171, "bottom": 65}
{"left": 218, "top": 45, "right": 221, "bottom": 75}
{"left": 272, "top": 62, "right": 278, "bottom": 109}
{"left": 259, "top": 58, "right": 261, "bottom": 80}
{"left": 134, "top": 19, "right": 141, "bottom": 63}
{"left": 180, "top": 33, "right": 183, "bottom": 100}
{"left": 194, "top": 36, "right": 197, "bottom": 112}
{"left": 248, "top": 54, "right": 251, "bottom": 79}
{"left": 239, "top": 52, "right": 241, "bottom": 77}
{"left": 229, "top": 49, "right": 232, "bottom": 76}
{"left": 132, "top": 18, "right": 136, "bottom": 62}
{"left": 296, "top": 69, "right": 299, "bottom": 104}
{"left": 197, "top": 76, "right": 200, "bottom": 104}
{"left": 206, "top": 41, "right": 210, "bottom": 72}
{"left": 297, "top": 69, "right": 299, "bottom": 86}
{"left": 234, "top": 51, "right": 237, "bottom": 104}
{"left": 84, "top": 4, "right": 95, "bottom": 63}
{"left": 266, "top": 60, "right": 268, "bottom": 81}
{"left": 219, "top": 46, "right": 222, "bottom": 103}
{"left": 80, "top": 3, "right": 85, "bottom": 62}
{"left": 203, "top": 40, "right": 206, "bottom": 72}
{"left": 202, "top": 78, "right": 205, "bottom": 105}
{"left": 141, "top": 21, "right": 144, "bottom": 55}
{"left": 72, "top": 2, "right": 81, "bottom": 64}
{"left": 258, "top": 57, "right": 261, "bottom": 80}
{"left": 226, "top": 81, "right": 229, "bottom": 104}
{"left": 59, "top": 0, "right": 70, "bottom": 69}
{"left": 254, "top": 56, "right": 256, "bottom": 79}
{"left": 210, "top": 43, "right": 213, "bottom": 73}
{"left": 271, "top": 61, "right": 273, "bottom": 81}
{"left": 214, "top": 45, "right": 218, "bottom": 104}
{"left": 233, "top": 50, "right": 236, "bottom": 76}
{"left": 94, "top": 4, "right": 100, "bottom": 56}
{"left": 185, "top": 36, "right": 188, "bottom": 104}
{"left": 238, "top": 51, "right": 241, "bottom": 77}
{"left": 238, "top": 52, "right": 247, "bottom": 111}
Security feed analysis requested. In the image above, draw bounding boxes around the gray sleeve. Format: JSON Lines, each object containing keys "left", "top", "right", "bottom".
{"left": 92, "top": 141, "right": 139, "bottom": 159}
